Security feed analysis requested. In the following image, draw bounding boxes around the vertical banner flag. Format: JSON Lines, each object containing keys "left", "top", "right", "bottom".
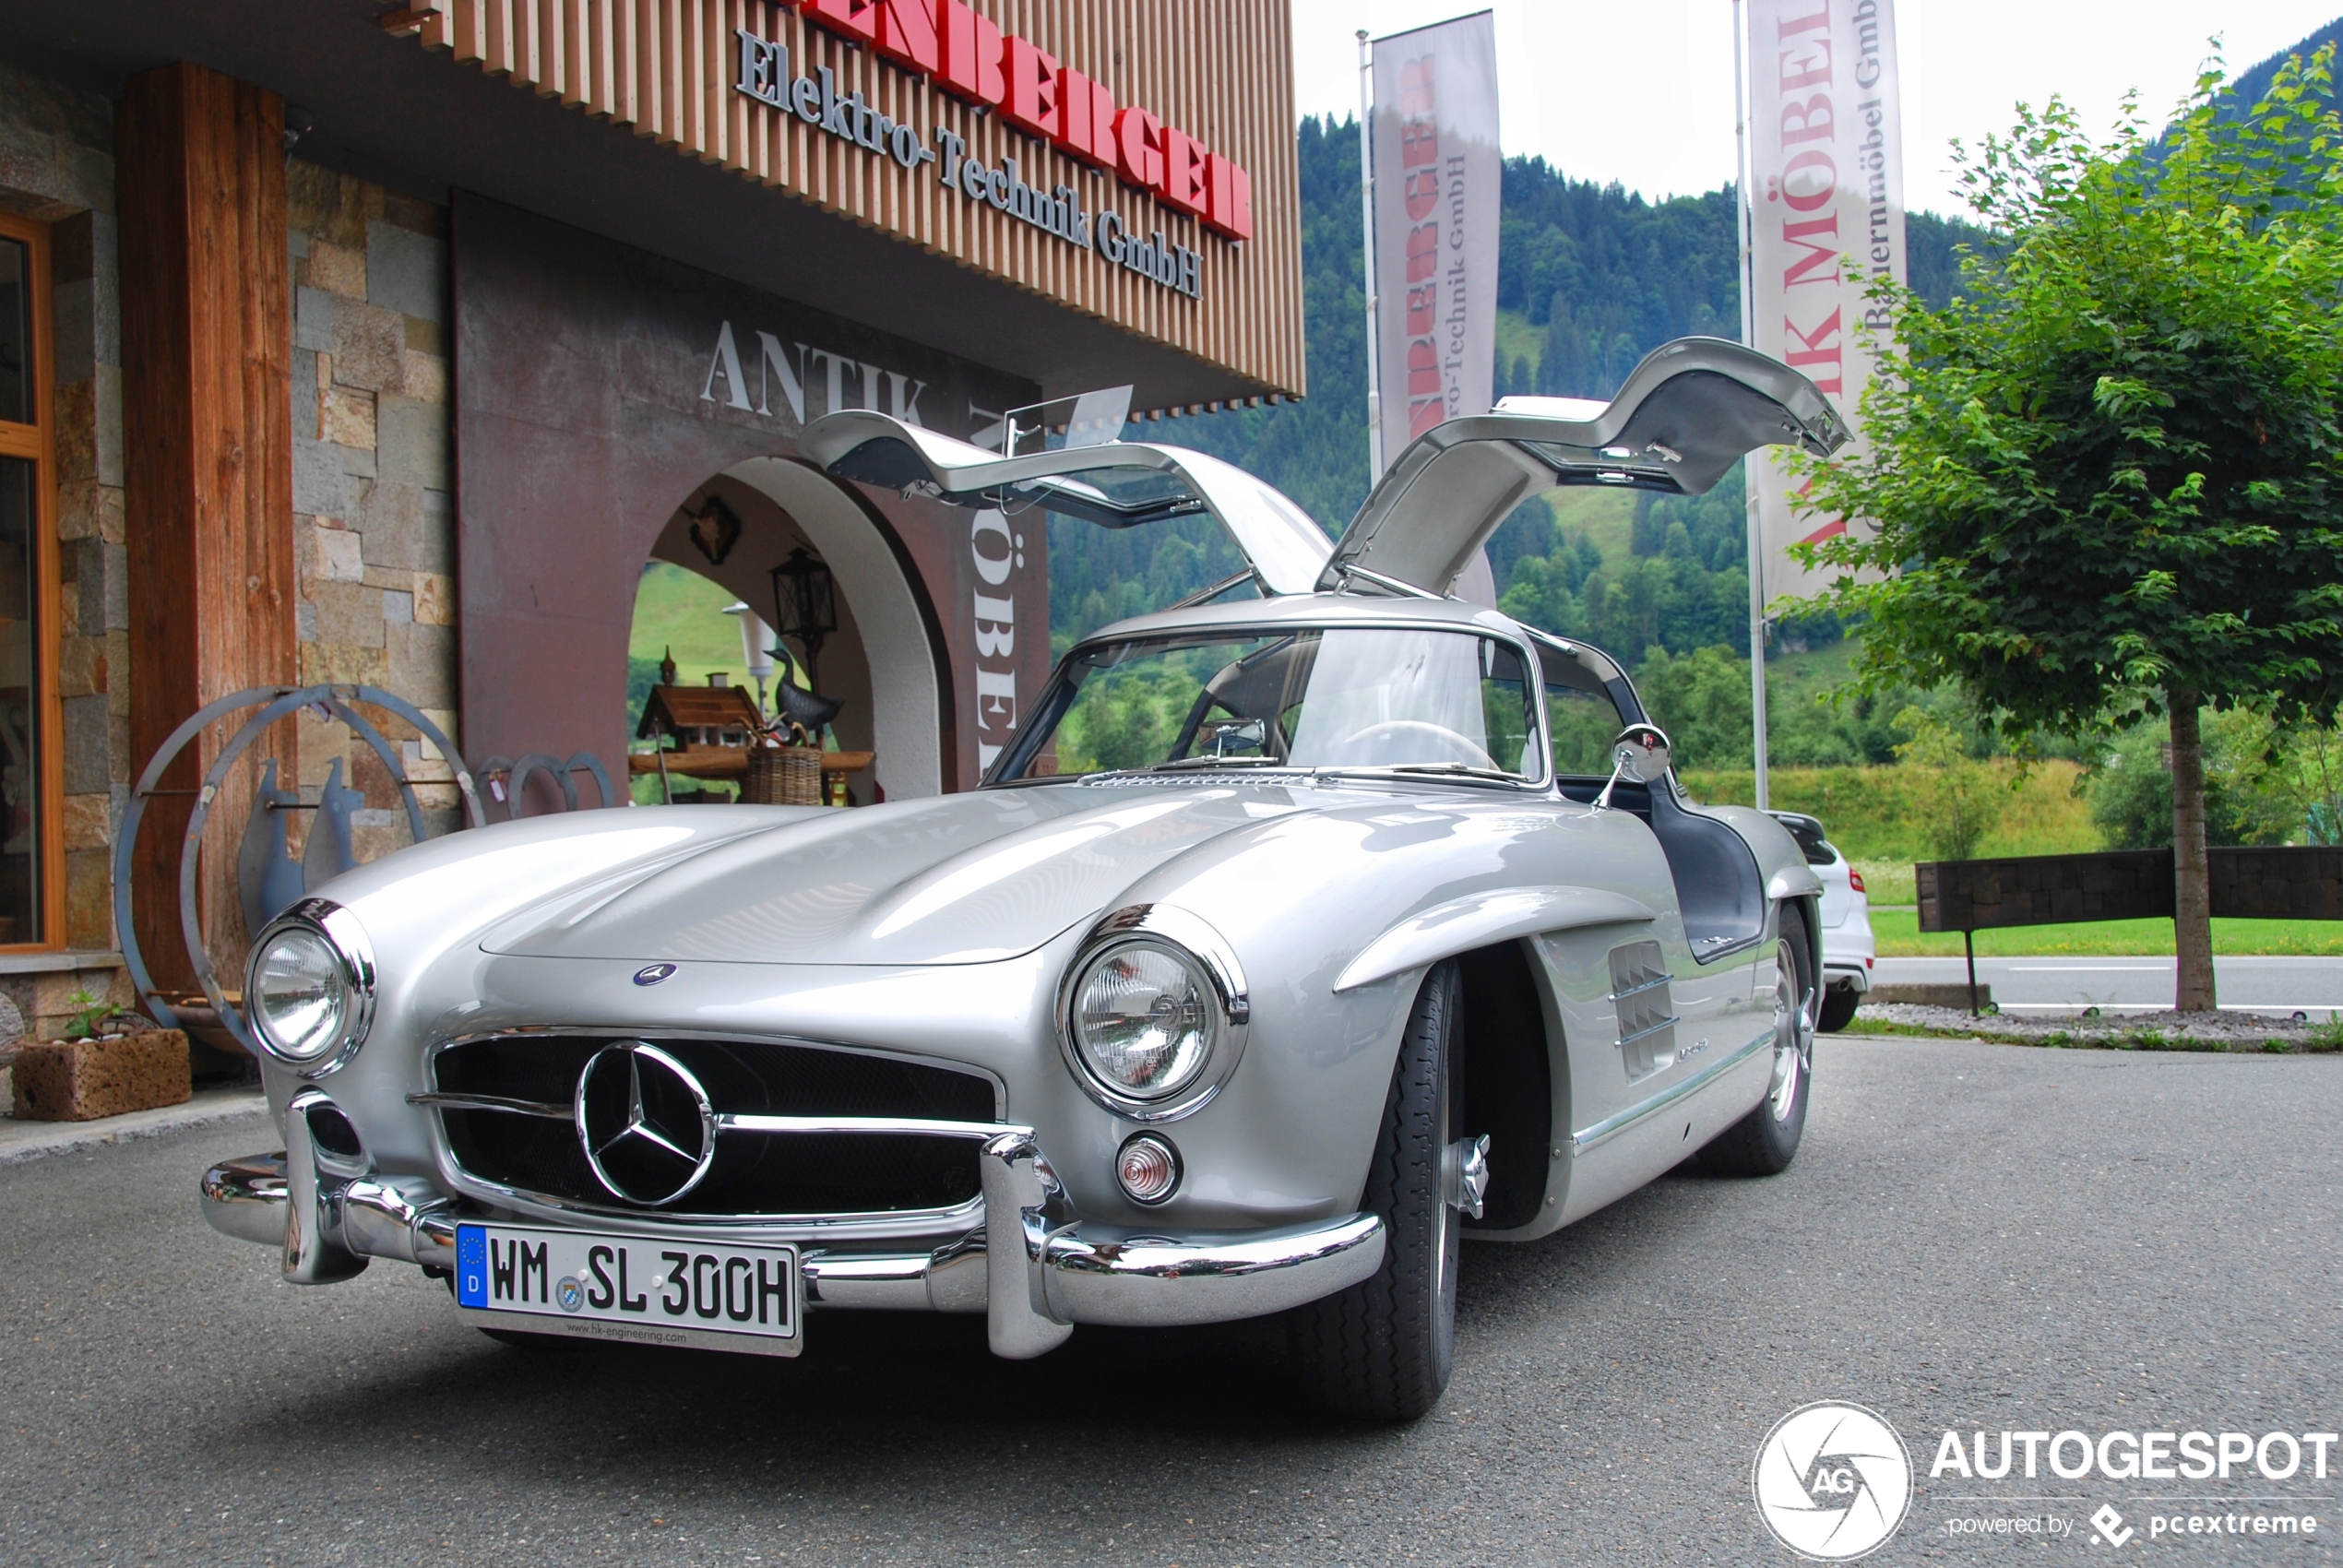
{"left": 1746, "top": 0, "right": 1904, "bottom": 603}
{"left": 1371, "top": 11, "right": 1501, "bottom": 471}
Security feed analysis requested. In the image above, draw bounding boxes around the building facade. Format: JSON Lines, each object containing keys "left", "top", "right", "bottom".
{"left": 0, "top": 0, "right": 1301, "bottom": 1039}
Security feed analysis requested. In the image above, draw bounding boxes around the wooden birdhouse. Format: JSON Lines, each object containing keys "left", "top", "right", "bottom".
{"left": 637, "top": 682, "right": 764, "bottom": 750}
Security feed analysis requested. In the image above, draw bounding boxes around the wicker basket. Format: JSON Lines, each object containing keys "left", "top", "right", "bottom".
{"left": 743, "top": 743, "right": 825, "bottom": 806}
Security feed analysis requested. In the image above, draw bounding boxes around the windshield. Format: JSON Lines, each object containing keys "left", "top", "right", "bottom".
{"left": 996, "top": 627, "right": 1544, "bottom": 784}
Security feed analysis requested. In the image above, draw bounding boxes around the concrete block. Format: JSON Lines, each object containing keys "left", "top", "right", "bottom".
{"left": 312, "top": 522, "right": 365, "bottom": 584}
{"left": 308, "top": 579, "right": 386, "bottom": 648}
{"left": 305, "top": 238, "right": 366, "bottom": 299}
{"left": 321, "top": 385, "right": 376, "bottom": 450}
{"left": 12, "top": 1031, "right": 191, "bottom": 1122}
{"left": 1868, "top": 982, "right": 1994, "bottom": 1010}
{"left": 299, "top": 640, "right": 387, "bottom": 688}
{"left": 413, "top": 571, "right": 454, "bottom": 626}
{"left": 62, "top": 692, "right": 107, "bottom": 794}
{"left": 60, "top": 791, "right": 108, "bottom": 851}
{"left": 357, "top": 479, "right": 422, "bottom": 569}
{"left": 51, "top": 277, "right": 94, "bottom": 386}
{"left": 386, "top": 621, "right": 455, "bottom": 707}
{"left": 92, "top": 363, "right": 123, "bottom": 488}
{"left": 101, "top": 540, "right": 126, "bottom": 632}
{"left": 417, "top": 487, "right": 454, "bottom": 574}
{"left": 367, "top": 221, "right": 446, "bottom": 321}
{"left": 295, "top": 285, "right": 335, "bottom": 352}
{"left": 331, "top": 299, "right": 405, "bottom": 392}
{"left": 292, "top": 435, "right": 346, "bottom": 516}
{"left": 376, "top": 396, "right": 450, "bottom": 490}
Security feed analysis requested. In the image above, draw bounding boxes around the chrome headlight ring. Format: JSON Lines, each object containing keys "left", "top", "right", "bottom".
{"left": 1056, "top": 904, "right": 1250, "bottom": 1123}
{"left": 245, "top": 897, "right": 377, "bottom": 1077}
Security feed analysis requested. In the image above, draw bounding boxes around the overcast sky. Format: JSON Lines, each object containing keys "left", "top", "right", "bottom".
{"left": 1290, "top": 1, "right": 2343, "bottom": 216}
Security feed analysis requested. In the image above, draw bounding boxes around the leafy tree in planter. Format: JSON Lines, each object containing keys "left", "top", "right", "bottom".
{"left": 1797, "top": 54, "right": 2343, "bottom": 1011}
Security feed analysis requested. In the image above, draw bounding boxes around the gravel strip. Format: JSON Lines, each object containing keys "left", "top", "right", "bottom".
{"left": 1852, "top": 999, "right": 2340, "bottom": 1051}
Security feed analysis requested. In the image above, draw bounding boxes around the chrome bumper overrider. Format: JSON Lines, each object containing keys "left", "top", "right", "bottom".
{"left": 199, "top": 1124, "right": 1384, "bottom": 1360}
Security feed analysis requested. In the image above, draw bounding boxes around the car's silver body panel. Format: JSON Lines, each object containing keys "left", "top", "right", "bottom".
{"left": 206, "top": 336, "right": 1844, "bottom": 1355}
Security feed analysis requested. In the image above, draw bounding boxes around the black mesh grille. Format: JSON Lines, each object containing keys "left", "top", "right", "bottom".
{"left": 432, "top": 1035, "right": 996, "bottom": 1216}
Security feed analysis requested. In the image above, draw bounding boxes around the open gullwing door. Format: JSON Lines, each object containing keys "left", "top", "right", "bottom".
{"left": 1319, "top": 337, "right": 1852, "bottom": 598}
{"left": 801, "top": 414, "right": 1334, "bottom": 596}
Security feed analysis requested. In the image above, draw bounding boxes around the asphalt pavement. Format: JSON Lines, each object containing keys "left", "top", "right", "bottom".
{"left": 2, "top": 1038, "right": 2337, "bottom": 1565}
{"left": 1876, "top": 955, "right": 2343, "bottom": 1019}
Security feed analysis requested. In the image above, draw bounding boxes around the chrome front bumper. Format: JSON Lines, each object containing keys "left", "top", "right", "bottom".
{"left": 200, "top": 1121, "right": 1384, "bottom": 1360}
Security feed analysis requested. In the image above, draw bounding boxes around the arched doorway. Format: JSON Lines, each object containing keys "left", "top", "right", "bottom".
{"left": 634, "top": 461, "right": 945, "bottom": 803}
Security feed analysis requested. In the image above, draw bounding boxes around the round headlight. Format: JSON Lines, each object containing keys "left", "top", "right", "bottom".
{"left": 249, "top": 923, "right": 352, "bottom": 1064}
{"left": 1070, "top": 940, "right": 1217, "bottom": 1100}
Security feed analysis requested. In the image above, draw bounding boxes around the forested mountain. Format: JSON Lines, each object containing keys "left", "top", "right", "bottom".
{"left": 1050, "top": 116, "right": 1988, "bottom": 664}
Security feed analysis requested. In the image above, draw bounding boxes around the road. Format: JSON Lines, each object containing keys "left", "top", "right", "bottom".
{"left": 1875, "top": 955, "right": 2343, "bottom": 1018}
{"left": 3, "top": 1039, "right": 2339, "bottom": 1564}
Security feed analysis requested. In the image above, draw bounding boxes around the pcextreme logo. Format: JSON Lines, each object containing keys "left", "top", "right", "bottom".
{"left": 1753, "top": 1402, "right": 1915, "bottom": 1561}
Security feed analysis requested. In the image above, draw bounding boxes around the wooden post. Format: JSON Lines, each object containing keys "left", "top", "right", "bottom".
{"left": 117, "top": 63, "right": 295, "bottom": 998}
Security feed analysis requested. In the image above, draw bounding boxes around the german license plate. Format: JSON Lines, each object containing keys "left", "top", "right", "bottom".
{"left": 453, "top": 1222, "right": 801, "bottom": 1357}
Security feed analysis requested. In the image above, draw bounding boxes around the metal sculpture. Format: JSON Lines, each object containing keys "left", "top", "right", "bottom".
{"left": 112, "top": 684, "right": 488, "bottom": 1053}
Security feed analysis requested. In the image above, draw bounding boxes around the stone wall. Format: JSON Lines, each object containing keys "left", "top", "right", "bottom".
{"left": 0, "top": 57, "right": 136, "bottom": 1036}
{"left": 0, "top": 62, "right": 465, "bottom": 1047}
{"left": 286, "top": 160, "right": 461, "bottom": 850}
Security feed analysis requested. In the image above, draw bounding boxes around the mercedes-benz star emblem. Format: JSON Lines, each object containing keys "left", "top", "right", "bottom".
{"left": 575, "top": 1041, "right": 717, "bottom": 1206}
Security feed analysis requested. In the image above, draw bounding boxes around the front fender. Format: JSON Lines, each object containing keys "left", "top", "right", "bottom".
{"left": 1331, "top": 885, "right": 1655, "bottom": 993}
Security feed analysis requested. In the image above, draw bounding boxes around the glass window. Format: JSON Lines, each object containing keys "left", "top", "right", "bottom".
{"left": 0, "top": 457, "right": 39, "bottom": 941}
{"left": 1538, "top": 647, "right": 1629, "bottom": 778}
{"left": 0, "top": 239, "right": 25, "bottom": 426}
{"left": 1007, "top": 627, "right": 1543, "bottom": 783}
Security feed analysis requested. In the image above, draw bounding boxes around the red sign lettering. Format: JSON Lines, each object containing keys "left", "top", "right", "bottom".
{"left": 1204, "top": 154, "right": 1253, "bottom": 241}
{"left": 1783, "top": 306, "right": 1844, "bottom": 393}
{"left": 1779, "top": 214, "right": 1840, "bottom": 288}
{"left": 1054, "top": 65, "right": 1117, "bottom": 169}
{"left": 1114, "top": 106, "right": 1165, "bottom": 190}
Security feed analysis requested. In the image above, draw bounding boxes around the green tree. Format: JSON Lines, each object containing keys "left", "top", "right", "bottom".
{"left": 1893, "top": 708, "right": 1999, "bottom": 861}
{"left": 1798, "top": 53, "right": 2343, "bottom": 1011}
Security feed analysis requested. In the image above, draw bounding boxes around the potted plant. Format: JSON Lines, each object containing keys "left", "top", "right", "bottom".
{"left": 9, "top": 986, "right": 191, "bottom": 1122}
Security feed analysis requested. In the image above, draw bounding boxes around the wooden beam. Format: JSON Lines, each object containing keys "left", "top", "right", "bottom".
{"left": 118, "top": 62, "right": 294, "bottom": 999}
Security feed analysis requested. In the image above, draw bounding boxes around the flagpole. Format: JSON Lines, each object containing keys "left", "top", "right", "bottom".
{"left": 1357, "top": 30, "right": 1384, "bottom": 480}
{"left": 1733, "top": 0, "right": 1770, "bottom": 812}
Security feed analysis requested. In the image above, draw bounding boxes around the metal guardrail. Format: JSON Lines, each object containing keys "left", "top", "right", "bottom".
{"left": 1916, "top": 847, "right": 2343, "bottom": 1012}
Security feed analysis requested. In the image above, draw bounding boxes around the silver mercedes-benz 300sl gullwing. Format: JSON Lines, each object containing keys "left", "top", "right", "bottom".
{"left": 200, "top": 338, "right": 1847, "bottom": 1420}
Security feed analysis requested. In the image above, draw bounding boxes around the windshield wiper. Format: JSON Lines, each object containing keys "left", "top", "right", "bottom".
{"left": 1331, "top": 762, "right": 1528, "bottom": 786}
{"left": 1145, "top": 754, "right": 1291, "bottom": 772}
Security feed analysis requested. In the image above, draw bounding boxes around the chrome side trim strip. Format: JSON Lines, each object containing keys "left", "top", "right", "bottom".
{"left": 1572, "top": 1027, "right": 1775, "bottom": 1154}
{"left": 1606, "top": 974, "right": 1671, "bottom": 1003}
{"left": 406, "top": 1091, "right": 572, "bottom": 1119}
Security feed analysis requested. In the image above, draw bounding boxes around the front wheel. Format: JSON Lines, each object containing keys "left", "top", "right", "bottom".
{"left": 1290, "top": 960, "right": 1478, "bottom": 1420}
{"left": 1696, "top": 911, "right": 1817, "bottom": 1176}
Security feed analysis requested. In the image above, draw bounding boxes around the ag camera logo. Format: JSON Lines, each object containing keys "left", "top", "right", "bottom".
{"left": 1754, "top": 1401, "right": 1914, "bottom": 1560}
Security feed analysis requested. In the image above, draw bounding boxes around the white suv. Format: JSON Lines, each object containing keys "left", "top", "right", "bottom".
{"left": 1769, "top": 812, "right": 1874, "bottom": 1031}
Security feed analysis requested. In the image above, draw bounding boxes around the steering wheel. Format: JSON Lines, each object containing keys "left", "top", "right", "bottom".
{"left": 1320, "top": 719, "right": 1498, "bottom": 770}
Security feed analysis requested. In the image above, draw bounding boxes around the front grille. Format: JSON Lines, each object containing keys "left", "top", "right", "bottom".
{"left": 432, "top": 1035, "right": 997, "bottom": 1217}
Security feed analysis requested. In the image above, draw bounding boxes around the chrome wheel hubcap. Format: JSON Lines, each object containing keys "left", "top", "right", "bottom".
{"left": 1769, "top": 939, "right": 1816, "bottom": 1122}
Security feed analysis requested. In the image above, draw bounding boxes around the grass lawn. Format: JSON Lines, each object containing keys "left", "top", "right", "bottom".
{"left": 1871, "top": 908, "right": 2343, "bottom": 956}
{"left": 631, "top": 562, "right": 758, "bottom": 689}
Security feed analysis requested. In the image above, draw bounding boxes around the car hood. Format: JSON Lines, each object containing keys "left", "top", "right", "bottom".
{"left": 479, "top": 787, "right": 1311, "bottom": 966}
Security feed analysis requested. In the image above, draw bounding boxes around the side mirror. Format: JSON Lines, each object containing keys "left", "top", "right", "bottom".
{"left": 1611, "top": 723, "right": 1671, "bottom": 782}
{"left": 1595, "top": 723, "right": 1672, "bottom": 811}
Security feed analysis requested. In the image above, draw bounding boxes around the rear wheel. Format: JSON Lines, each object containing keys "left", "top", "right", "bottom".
{"left": 1817, "top": 985, "right": 1860, "bottom": 1033}
{"left": 1696, "top": 912, "right": 1817, "bottom": 1176}
{"left": 1290, "top": 960, "right": 1473, "bottom": 1420}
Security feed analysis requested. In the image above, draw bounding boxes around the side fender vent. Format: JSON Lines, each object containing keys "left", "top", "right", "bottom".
{"left": 1607, "top": 940, "right": 1679, "bottom": 1083}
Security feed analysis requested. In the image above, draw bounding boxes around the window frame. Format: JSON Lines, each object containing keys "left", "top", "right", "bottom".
{"left": 0, "top": 210, "right": 65, "bottom": 952}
